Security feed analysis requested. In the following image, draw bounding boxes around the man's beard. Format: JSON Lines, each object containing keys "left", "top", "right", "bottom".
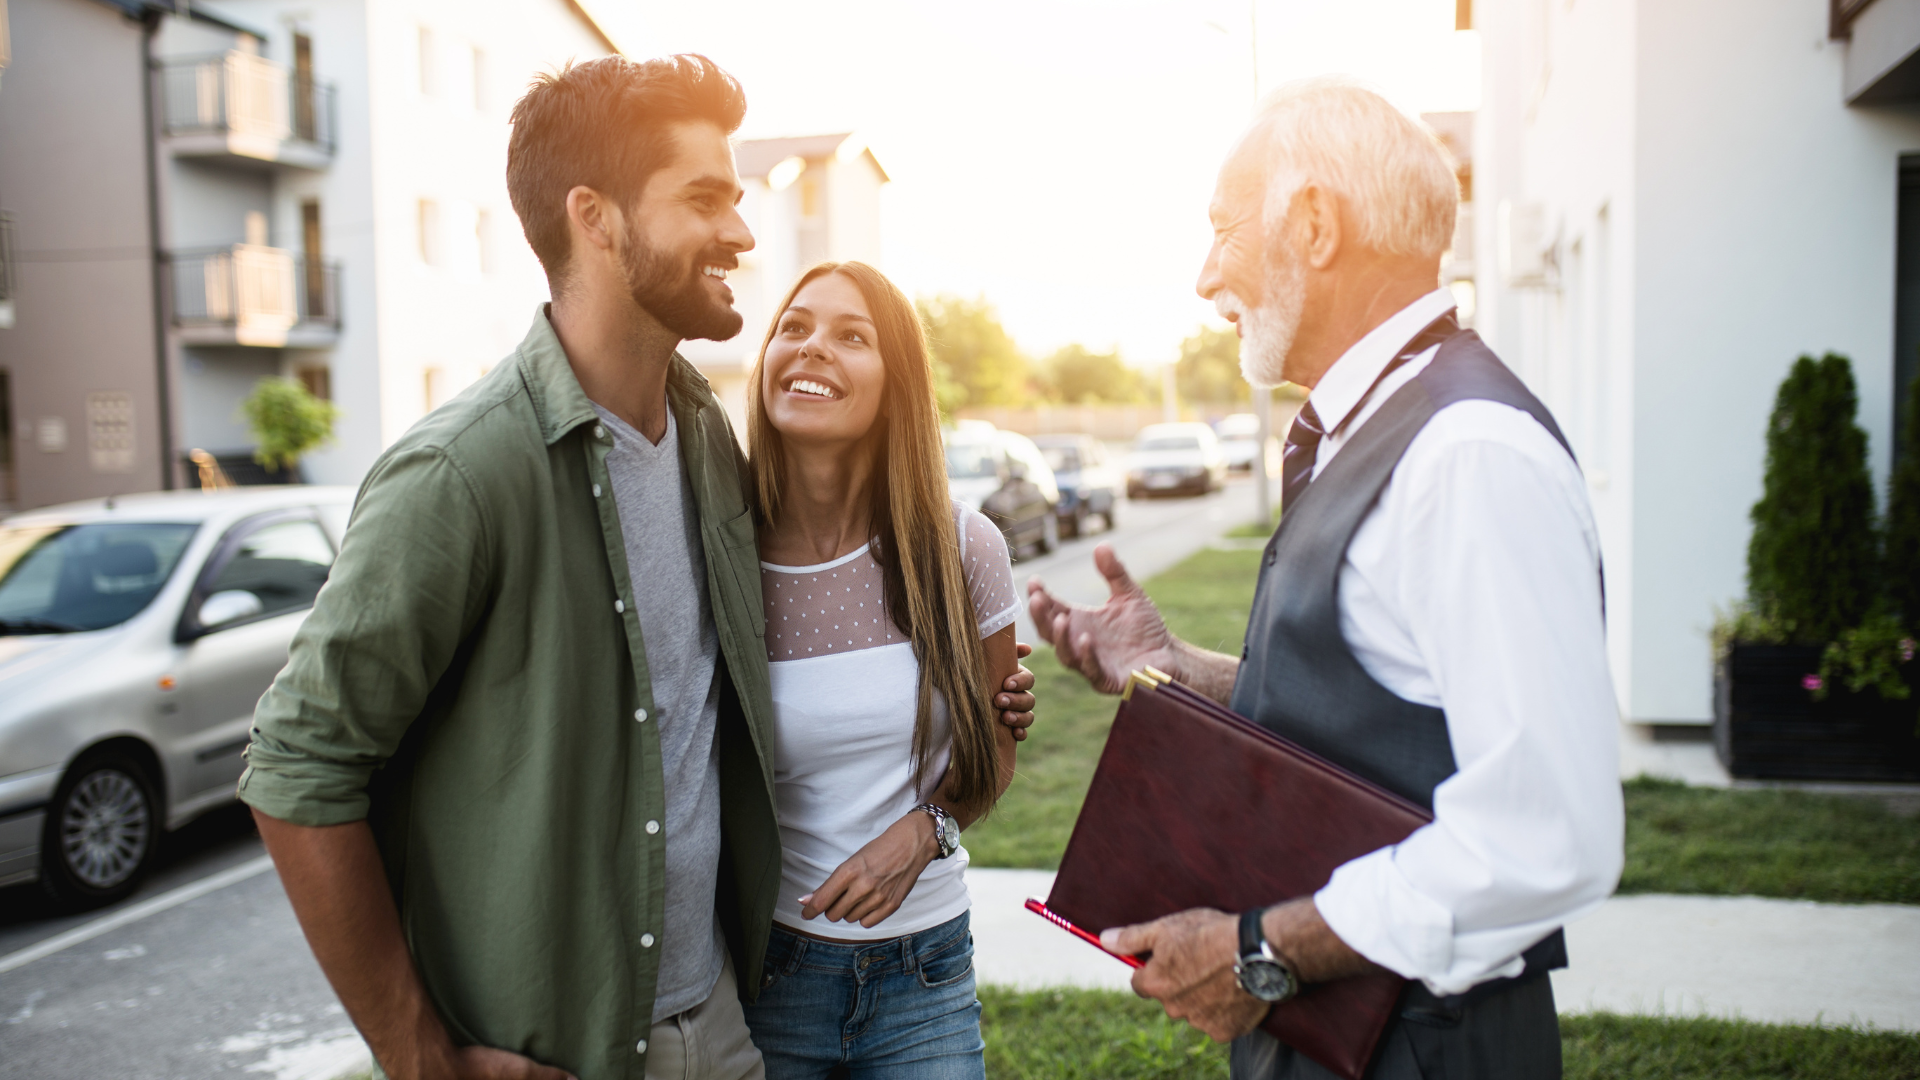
{"left": 620, "top": 219, "right": 743, "bottom": 342}
{"left": 1217, "top": 236, "right": 1306, "bottom": 390}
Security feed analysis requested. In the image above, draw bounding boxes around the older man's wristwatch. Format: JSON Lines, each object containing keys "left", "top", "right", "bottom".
{"left": 914, "top": 803, "right": 961, "bottom": 859}
{"left": 1235, "top": 907, "right": 1300, "bottom": 1003}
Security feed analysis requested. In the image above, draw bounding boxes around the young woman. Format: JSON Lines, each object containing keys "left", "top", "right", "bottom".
{"left": 740, "top": 261, "right": 1021, "bottom": 1080}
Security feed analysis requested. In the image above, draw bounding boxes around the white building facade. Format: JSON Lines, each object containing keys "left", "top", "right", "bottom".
{"left": 1472, "top": 0, "right": 1920, "bottom": 725}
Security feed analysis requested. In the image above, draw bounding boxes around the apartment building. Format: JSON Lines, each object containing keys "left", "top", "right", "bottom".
{"left": 1470, "top": 0, "right": 1920, "bottom": 726}
{"left": 0, "top": 0, "right": 614, "bottom": 508}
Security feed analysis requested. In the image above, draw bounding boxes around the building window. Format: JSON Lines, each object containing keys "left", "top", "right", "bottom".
{"left": 417, "top": 199, "right": 439, "bottom": 264}
{"left": 472, "top": 46, "right": 486, "bottom": 111}
{"left": 417, "top": 26, "right": 435, "bottom": 96}
{"left": 296, "top": 365, "right": 331, "bottom": 402}
{"left": 85, "top": 391, "right": 134, "bottom": 474}
{"left": 475, "top": 208, "right": 491, "bottom": 274}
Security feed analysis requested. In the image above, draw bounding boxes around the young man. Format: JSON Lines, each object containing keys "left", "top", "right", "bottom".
{"left": 240, "top": 56, "right": 1034, "bottom": 1080}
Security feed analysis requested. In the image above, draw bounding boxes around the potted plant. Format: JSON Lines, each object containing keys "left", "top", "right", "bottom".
{"left": 1713, "top": 354, "right": 1920, "bottom": 781}
{"left": 240, "top": 376, "right": 340, "bottom": 484}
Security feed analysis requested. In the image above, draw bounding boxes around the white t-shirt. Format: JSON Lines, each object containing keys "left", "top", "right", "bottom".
{"left": 760, "top": 501, "right": 1020, "bottom": 940}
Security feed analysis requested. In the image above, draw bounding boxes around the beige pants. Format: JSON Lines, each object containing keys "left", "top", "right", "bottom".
{"left": 644, "top": 953, "right": 765, "bottom": 1080}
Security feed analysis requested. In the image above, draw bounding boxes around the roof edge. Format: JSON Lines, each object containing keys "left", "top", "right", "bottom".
{"left": 562, "top": 0, "right": 621, "bottom": 55}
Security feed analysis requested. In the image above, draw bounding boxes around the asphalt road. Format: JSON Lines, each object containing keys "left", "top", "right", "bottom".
{"left": 0, "top": 474, "right": 1268, "bottom": 1079}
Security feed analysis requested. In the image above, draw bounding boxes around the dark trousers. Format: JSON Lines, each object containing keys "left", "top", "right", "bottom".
{"left": 1230, "top": 975, "right": 1561, "bottom": 1080}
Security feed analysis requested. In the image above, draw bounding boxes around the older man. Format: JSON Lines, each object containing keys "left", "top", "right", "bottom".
{"left": 1027, "top": 79, "right": 1623, "bottom": 1078}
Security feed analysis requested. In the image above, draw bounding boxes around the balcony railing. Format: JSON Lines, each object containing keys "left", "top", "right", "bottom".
{"left": 160, "top": 52, "right": 336, "bottom": 165}
{"left": 169, "top": 245, "right": 340, "bottom": 347}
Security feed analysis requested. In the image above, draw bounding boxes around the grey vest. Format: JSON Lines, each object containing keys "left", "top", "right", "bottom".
{"left": 1231, "top": 329, "right": 1579, "bottom": 989}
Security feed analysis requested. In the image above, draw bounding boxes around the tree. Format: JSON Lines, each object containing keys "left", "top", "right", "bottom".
{"left": 916, "top": 294, "right": 1029, "bottom": 407}
{"left": 1176, "top": 324, "right": 1250, "bottom": 405}
{"left": 1746, "top": 353, "right": 1880, "bottom": 643}
{"left": 1037, "top": 344, "right": 1148, "bottom": 404}
{"left": 242, "top": 377, "right": 340, "bottom": 474}
{"left": 1886, "top": 371, "right": 1920, "bottom": 625}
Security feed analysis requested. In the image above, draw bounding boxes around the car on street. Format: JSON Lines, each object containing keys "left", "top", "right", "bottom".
{"left": 1214, "top": 412, "right": 1279, "bottom": 473}
{"left": 1032, "top": 434, "right": 1121, "bottom": 538}
{"left": 1126, "top": 422, "right": 1229, "bottom": 497}
{"left": 0, "top": 486, "right": 353, "bottom": 909}
{"left": 945, "top": 426, "right": 1062, "bottom": 556}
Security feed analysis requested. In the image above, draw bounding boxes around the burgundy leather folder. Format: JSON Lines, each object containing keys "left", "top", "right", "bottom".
{"left": 1044, "top": 670, "right": 1432, "bottom": 1080}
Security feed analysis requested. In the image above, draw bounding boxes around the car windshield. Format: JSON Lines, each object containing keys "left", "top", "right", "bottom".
{"left": 946, "top": 442, "right": 1000, "bottom": 479}
{"left": 0, "top": 522, "right": 198, "bottom": 634}
{"left": 1040, "top": 446, "right": 1081, "bottom": 472}
{"left": 1137, "top": 436, "right": 1201, "bottom": 452}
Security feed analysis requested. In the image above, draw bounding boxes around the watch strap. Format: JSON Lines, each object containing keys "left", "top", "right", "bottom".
{"left": 913, "top": 803, "right": 956, "bottom": 858}
{"left": 1239, "top": 907, "right": 1269, "bottom": 960}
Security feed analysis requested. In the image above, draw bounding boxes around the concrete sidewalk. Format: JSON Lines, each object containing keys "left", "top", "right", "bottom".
{"left": 966, "top": 867, "right": 1920, "bottom": 1032}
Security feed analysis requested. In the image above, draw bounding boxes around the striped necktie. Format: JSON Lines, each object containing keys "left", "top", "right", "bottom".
{"left": 1279, "top": 311, "right": 1461, "bottom": 516}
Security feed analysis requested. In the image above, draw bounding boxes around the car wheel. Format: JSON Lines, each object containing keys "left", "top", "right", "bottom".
{"left": 40, "top": 750, "right": 160, "bottom": 910}
{"left": 1037, "top": 512, "right": 1059, "bottom": 555}
{"left": 1066, "top": 505, "right": 1087, "bottom": 538}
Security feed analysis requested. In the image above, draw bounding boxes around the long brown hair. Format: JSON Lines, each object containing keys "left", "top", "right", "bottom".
{"left": 747, "top": 262, "right": 1000, "bottom": 812}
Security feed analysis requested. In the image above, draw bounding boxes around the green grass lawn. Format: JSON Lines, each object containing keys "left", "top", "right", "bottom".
{"left": 964, "top": 549, "right": 1265, "bottom": 869}
{"left": 972, "top": 545, "right": 1920, "bottom": 907}
{"left": 1620, "top": 776, "right": 1920, "bottom": 904}
{"left": 981, "top": 987, "right": 1920, "bottom": 1080}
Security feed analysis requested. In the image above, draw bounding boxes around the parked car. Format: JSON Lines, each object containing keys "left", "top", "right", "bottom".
{"left": 1126, "top": 422, "right": 1229, "bottom": 497}
{"left": 1032, "top": 434, "right": 1121, "bottom": 538}
{"left": 1213, "top": 412, "right": 1279, "bottom": 473}
{"left": 0, "top": 486, "right": 354, "bottom": 909}
{"left": 945, "top": 427, "right": 1062, "bottom": 556}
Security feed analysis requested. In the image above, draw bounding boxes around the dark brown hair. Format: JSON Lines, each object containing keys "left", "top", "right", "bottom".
{"left": 506, "top": 54, "right": 746, "bottom": 282}
{"left": 747, "top": 263, "right": 1002, "bottom": 814}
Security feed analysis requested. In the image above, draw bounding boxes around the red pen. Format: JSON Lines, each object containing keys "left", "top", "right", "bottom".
{"left": 1024, "top": 897, "right": 1146, "bottom": 969}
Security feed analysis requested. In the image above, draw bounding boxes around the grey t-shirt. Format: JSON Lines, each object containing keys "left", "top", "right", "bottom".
{"left": 592, "top": 403, "right": 726, "bottom": 1021}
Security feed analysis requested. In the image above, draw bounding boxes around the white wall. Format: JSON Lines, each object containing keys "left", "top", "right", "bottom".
{"left": 1478, "top": 0, "right": 1920, "bottom": 724}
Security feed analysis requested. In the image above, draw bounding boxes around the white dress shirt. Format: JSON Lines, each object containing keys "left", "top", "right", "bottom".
{"left": 1301, "top": 289, "right": 1624, "bottom": 996}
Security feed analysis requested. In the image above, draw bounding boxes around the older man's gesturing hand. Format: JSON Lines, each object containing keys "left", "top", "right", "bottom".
{"left": 1100, "top": 908, "right": 1268, "bottom": 1043}
{"left": 1025, "top": 545, "right": 1178, "bottom": 695}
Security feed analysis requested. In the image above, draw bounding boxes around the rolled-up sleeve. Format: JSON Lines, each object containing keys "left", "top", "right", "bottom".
{"left": 238, "top": 446, "right": 494, "bottom": 826}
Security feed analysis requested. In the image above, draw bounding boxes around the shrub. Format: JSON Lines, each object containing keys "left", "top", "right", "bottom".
{"left": 241, "top": 377, "right": 339, "bottom": 474}
{"left": 1744, "top": 353, "right": 1879, "bottom": 644}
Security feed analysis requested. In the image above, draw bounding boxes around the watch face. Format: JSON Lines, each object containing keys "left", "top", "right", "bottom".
{"left": 1236, "top": 957, "right": 1296, "bottom": 1003}
{"left": 940, "top": 817, "right": 961, "bottom": 853}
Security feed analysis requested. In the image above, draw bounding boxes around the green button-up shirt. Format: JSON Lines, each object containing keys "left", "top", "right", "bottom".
{"left": 238, "top": 308, "right": 780, "bottom": 1080}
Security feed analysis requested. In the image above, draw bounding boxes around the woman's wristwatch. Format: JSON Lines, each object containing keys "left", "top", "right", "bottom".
{"left": 913, "top": 803, "right": 961, "bottom": 859}
{"left": 1235, "top": 907, "right": 1300, "bottom": 1004}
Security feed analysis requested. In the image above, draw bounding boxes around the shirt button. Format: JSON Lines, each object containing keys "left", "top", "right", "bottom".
{"left": 593, "top": 483, "right": 603, "bottom": 498}
{"left": 594, "top": 425, "right": 606, "bottom": 439}
{"left": 641, "top": 933, "right": 655, "bottom": 947}
{"left": 634, "top": 708, "right": 648, "bottom": 723}
{"left": 615, "top": 599, "right": 625, "bottom": 614}
{"left": 635, "top": 1039, "right": 648, "bottom": 1054}
{"left": 646, "top": 820, "right": 660, "bottom": 835}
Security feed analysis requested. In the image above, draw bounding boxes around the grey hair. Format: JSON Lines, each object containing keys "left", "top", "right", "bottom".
{"left": 1253, "top": 77, "right": 1459, "bottom": 260}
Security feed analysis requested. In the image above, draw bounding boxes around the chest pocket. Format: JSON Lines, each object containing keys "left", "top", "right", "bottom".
{"left": 716, "top": 508, "right": 767, "bottom": 638}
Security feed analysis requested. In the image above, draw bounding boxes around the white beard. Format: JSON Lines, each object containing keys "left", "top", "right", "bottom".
{"left": 1216, "top": 241, "right": 1306, "bottom": 390}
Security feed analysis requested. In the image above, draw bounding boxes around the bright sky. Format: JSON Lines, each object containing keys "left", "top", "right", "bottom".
{"left": 591, "top": 0, "right": 1479, "bottom": 366}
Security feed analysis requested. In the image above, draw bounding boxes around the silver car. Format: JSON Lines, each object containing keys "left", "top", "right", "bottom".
{"left": 0, "top": 486, "right": 353, "bottom": 909}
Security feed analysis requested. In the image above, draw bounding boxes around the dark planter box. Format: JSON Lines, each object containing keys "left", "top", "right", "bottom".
{"left": 1714, "top": 644, "right": 1920, "bottom": 782}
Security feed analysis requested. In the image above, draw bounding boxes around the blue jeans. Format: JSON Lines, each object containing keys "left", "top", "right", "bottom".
{"left": 742, "top": 911, "right": 985, "bottom": 1080}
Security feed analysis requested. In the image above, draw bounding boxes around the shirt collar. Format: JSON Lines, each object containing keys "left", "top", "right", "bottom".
{"left": 1305, "top": 287, "right": 1458, "bottom": 438}
{"left": 514, "top": 304, "right": 715, "bottom": 447}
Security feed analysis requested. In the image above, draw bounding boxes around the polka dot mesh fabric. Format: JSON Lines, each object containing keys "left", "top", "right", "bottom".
{"left": 761, "top": 502, "right": 1020, "bottom": 663}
